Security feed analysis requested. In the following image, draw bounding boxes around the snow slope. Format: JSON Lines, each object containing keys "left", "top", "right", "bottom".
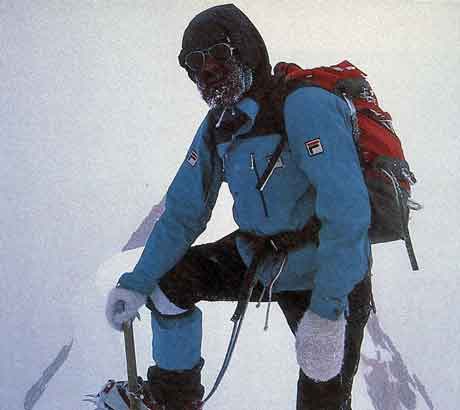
{"left": 23, "top": 196, "right": 433, "bottom": 410}
{"left": 92, "top": 248, "right": 433, "bottom": 410}
{"left": 22, "top": 254, "right": 435, "bottom": 410}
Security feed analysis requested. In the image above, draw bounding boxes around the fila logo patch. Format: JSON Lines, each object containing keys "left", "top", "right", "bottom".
{"left": 305, "top": 138, "right": 324, "bottom": 156}
{"left": 187, "top": 150, "right": 199, "bottom": 167}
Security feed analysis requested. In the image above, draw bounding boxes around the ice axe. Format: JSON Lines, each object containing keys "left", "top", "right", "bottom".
{"left": 123, "top": 320, "right": 141, "bottom": 410}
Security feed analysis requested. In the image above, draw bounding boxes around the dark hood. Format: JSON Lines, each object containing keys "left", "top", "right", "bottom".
{"left": 178, "top": 4, "right": 272, "bottom": 94}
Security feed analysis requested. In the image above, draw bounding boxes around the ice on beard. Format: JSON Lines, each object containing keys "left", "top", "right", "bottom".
{"left": 199, "top": 63, "right": 252, "bottom": 109}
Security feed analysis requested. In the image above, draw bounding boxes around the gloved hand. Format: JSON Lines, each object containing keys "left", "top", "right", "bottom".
{"left": 295, "top": 310, "right": 346, "bottom": 382}
{"left": 105, "top": 286, "right": 147, "bottom": 331}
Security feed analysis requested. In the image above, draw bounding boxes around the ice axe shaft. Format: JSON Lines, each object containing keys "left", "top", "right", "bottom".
{"left": 123, "top": 320, "right": 140, "bottom": 410}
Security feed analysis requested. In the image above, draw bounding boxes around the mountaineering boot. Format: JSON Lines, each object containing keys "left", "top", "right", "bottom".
{"left": 296, "top": 370, "right": 353, "bottom": 410}
{"left": 146, "top": 358, "right": 205, "bottom": 410}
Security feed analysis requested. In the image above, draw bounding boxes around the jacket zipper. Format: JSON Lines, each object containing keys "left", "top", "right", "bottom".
{"left": 250, "top": 153, "right": 269, "bottom": 218}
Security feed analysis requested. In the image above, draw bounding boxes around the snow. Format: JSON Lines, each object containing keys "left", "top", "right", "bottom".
{"left": 1, "top": 1, "right": 459, "bottom": 409}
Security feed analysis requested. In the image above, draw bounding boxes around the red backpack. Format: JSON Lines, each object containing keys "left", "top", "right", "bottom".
{"left": 261, "top": 60, "right": 421, "bottom": 270}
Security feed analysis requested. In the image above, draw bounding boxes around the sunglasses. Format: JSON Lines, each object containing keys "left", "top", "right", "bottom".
{"left": 184, "top": 43, "right": 236, "bottom": 72}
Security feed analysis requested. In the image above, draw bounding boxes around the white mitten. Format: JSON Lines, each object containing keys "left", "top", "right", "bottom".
{"left": 105, "top": 287, "right": 146, "bottom": 331}
{"left": 295, "top": 310, "right": 346, "bottom": 382}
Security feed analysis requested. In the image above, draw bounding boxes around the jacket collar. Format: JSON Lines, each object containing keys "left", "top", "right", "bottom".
{"left": 234, "top": 97, "right": 259, "bottom": 136}
{"left": 211, "top": 97, "right": 259, "bottom": 144}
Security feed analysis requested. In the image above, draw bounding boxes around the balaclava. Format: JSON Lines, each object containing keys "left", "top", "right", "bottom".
{"left": 178, "top": 4, "right": 272, "bottom": 109}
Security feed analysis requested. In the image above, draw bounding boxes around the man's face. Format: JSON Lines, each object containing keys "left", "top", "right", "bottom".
{"left": 184, "top": 43, "right": 252, "bottom": 108}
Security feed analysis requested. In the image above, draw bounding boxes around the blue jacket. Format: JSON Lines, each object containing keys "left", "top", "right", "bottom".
{"left": 119, "top": 86, "right": 371, "bottom": 320}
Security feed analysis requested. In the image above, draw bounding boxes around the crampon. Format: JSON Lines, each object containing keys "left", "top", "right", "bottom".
{"left": 84, "top": 378, "right": 203, "bottom": 410}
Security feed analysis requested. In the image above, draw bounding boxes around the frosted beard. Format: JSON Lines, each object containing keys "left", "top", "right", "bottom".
{"left": 196, "top": 60, "right": 253, "bottom": 109}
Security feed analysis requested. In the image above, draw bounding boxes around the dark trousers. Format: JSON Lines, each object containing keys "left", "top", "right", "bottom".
{"left": 153, "top": 232, "right": 373, "bottom": 410}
